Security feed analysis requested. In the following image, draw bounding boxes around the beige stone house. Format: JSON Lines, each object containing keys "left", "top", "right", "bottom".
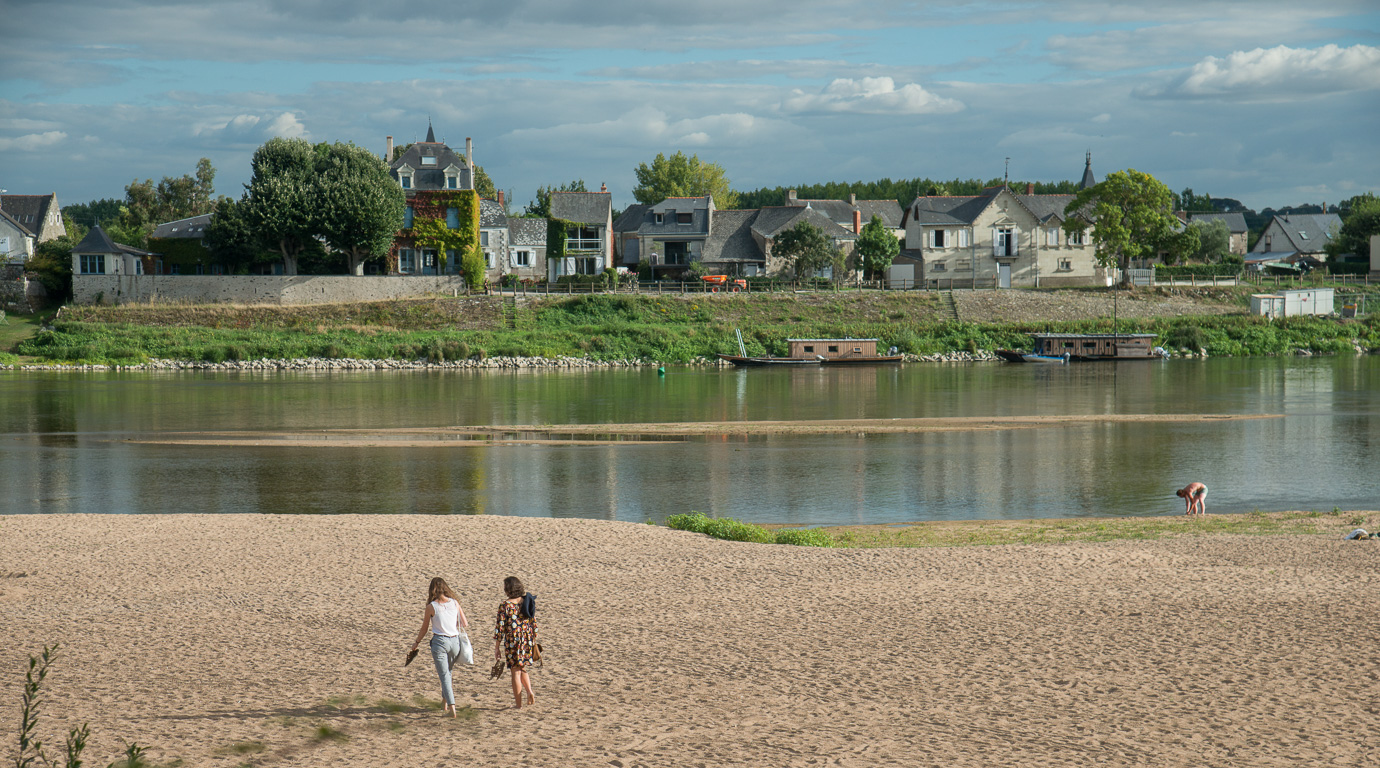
{"left": 1187, "top": 212, "right": 1249, "bottom": 256}
{"left": 901, "top": 184, "right": 1100, "bottom": 287}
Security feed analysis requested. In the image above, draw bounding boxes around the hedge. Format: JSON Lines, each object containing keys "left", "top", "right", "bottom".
{"left": 1155, "top": 264, "right": 1243, "bottom": 277}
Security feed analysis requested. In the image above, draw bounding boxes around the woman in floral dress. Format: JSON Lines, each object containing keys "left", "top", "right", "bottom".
{"left": 494, "top": 575, "right": 537, "bottom": 708}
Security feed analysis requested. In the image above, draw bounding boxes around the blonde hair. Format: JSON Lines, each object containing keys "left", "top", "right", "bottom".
{"left": 428, "top": 577, "right": 458, "bottom": 604}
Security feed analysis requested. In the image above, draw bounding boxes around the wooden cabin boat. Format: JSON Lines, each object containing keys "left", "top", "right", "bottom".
{"left": 1028, "top": 333, "right": 1165, "bottom": 361}
{"left": 717, "top": 337, "right": 903, "bottom": 367}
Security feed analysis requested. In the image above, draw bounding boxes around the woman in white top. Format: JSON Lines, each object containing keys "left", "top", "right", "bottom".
{"left": 410, "top": 577, "right": 470, "bottom": 717}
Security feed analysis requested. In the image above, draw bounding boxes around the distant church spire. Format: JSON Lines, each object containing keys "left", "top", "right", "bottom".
{"left": 425, "top": 118, "right": 436, "bottom": 143}
{"left": 1079, "top": 151, "right": 1096, "bottom": 190}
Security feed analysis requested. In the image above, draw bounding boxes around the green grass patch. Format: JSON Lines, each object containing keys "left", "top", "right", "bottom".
{"left": 21, "top": 293, "right": 1380, "bottom": 364}
{"left": 312, "top": 725, "right": 349, "bottom": 743}
{"left": 213, "top": 741, "right": 265, "bottom": 756}
{"left": 668, "top": 512, "right": 840, "bottom": 546}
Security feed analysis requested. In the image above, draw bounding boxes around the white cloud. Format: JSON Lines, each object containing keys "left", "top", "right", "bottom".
{"left": 1091, "top": 113, "right": 1111, "bottom": 123}
{"left": 193, "top": 112, "right": 309, "bottom": 144}
{"left": 782, "top": 77, "right": 963, "bottom": 115}
{"left": 1138, "top": 44, "right": 1380, "bottom": 100}
{"left": 0, "top": 131, "right": 67, "bottom": 151}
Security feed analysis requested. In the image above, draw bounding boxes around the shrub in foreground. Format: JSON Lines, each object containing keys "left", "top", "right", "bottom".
{"left": 772, "top": 528, "right": 836, "bottom": 547}
{"left": 667, "top": 512, "right": 834, "bottom": 546}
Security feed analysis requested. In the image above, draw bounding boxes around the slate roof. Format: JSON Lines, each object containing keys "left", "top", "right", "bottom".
{"left": 701, "top": 209, "right": 764, "bottom": 263}
{"left": 855, "top": 199, "right": 904, "bottom": 229}
{"left": 549, "top": 192, "right": 611, "bottom": 226}
{"left": 479, "top": 199, "right": 508, "bottom": 228}
{"left": 0, "top": 194, "right": 56, "bottom": 235}
{"left": 152, "top": 213, "right": 213, "bottom": 239}
{"left": 788, "top": 199, "right": 857, "bottom": 228}
{"left": 1254, "top": 213, "right": 1342, "bottom": 254}
{"left": 72, "top": 224, "right": 154, "bottom": 256}
{"left": 508, "top": 218, "right": 547, "bottom": 247}
{"left": 1079, "top": 152, "right": 1096, "bottom": 190}
{"left": 751, "top": 206, "right": 858, "bottom": 240}
{"left": 389, "top": 130, "right": 470, "bottom": 191}
{"left": 907, "top": 188, "right": 1086, "bottom": 226}
{"left": 1189, "top": 212, "right": 1248, "bottom": 234}
{"left": 613, "top": 204, "right": 650, "bottom": 233}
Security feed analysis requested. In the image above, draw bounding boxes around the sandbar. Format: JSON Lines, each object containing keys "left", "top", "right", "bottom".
{"left": 0, "top": 513, "right": 1374, "bottom": 767}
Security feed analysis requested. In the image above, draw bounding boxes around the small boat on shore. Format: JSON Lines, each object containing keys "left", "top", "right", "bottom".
{"left": 716, "top": 353, "right": 822, "bottom": 366}
{"left": 995, "top": 350, "right": 1069, "bottom": 364}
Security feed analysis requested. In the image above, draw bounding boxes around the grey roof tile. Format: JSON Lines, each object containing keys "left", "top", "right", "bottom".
{"left": 152, "top": 213, "right": 214, "bottom": 239}
{"left": 1189, "top": 212, "right": 1248, "bottom": 233}
{"left": 751, "top": 206, "right": 857, "bottom": 239}
{"left": 550, "top": 192, "right": 611, "bottom": 226}
{"left": 701, "top": 209, "right": 764, "bottom": 263}
{"left": 613, "top": 204, "right": 650, "bottom": 232}
{"left": 508, "top": 218, "right": 547, "bottom": 247}
{"left": 855, "top": 200, "right": 904, "bottom": 228}
{"left": 0, "top": 194, "right": 55, "bottom": 235}
{"left": 479, "top": 199, "right": 508, "bottom": 228}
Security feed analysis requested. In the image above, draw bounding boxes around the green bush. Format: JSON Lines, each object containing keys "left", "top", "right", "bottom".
{"left": 666, "top": 512, "right": 772, "bottom": 543}
{"left": 1166, "top": 325, "right": 1206, "bottom": 350}
{"left": 1156, "top": 264, "right": 1242, "bottom": 277}
{"left": 202, "top": 346, "right": 227, "bottom": 363}
{"left": 772, "top": 528, "right": 836, "bottom": 547}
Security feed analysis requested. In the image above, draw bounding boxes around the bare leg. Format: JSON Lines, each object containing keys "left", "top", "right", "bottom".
{"left": 511, "top": 668, "right": 523, "bottom": 708}
{"left": 519, "top": 669, "right": 535, "bottom": 705}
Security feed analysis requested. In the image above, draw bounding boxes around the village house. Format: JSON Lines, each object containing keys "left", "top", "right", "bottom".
{"left": 387, "top": 123, "right": 479, "bottom": 277}
{"left": 1248, "top": 212, "right": 1342, "bottom": 271}
{"left": 617, "top": 196, "right": 714, "bottom": 278}
{"left": 901, "top": 157, "right": 1101, "bottom": 287}
{"left": 1187, "top": 212, "right": 1249, "bottom": 257}
{"left": 69, "top": 224, "right": 157, "bottom": 280}
{"left": 506, "top": 217, "right": 547, "bottom": 282}
{"left": 1, "top": 193, "right": 66, "bottom": 264}
{"left": 146, "top": 213, "right": 223, "bottom": 274}
{"left": 547, "top": 189, "right": 613, "bottom": 280}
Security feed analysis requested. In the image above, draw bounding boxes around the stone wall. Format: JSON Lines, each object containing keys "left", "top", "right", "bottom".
{"left": 73, "top": 274, "right": 470, "bottom": 306}
{"left": 1, "top": 264, "right": 45, "bottom": 312}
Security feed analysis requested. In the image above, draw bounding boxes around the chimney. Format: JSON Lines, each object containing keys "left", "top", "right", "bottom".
{"left": 385, "top": 135, "right": 394, "bottom": 163}
{"left": 787, "top": 189, "right": 797, "bottom": 204}
{"left": 1025, "top": 182, "right": 1034, "bottom": 195}
{"left": 1175, "top": 210, "right": 1187, "bottom": 222}
{"left": 853, "top": 209, "right": 862, "bottom": 234}
{"left": 465, "top": 137, "right": 474, "bottom": 182}
{"left": 497, "top": 190, "right": 505, "bottom": 206}
{"left": 1321, "top": 202, "right": 1326, "bottom": 213}
{"left": 848, "top": 193, "right": 856, "bottom": 205}
{"left": 600, "top": 182, "right": 607, "bottom": 193}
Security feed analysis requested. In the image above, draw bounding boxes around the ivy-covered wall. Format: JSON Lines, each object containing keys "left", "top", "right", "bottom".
{"left": 389, "top": 190, "right": 480, "bottom": 274}
{"left": 146, "top": 237, "right": 214, "bottom": 273}
{"left": 546, "top": 217, "right": 575, "bottom": 262}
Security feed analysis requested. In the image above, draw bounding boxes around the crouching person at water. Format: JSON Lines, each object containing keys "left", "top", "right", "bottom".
{"left": 411, "top": 577, "right": 471, "bottom": 717}
{"left": 1176, "top": 482, "right": 1208, "bottom": 516}
{"left": 495, "top": 576, "right": 538, "bottom": 709}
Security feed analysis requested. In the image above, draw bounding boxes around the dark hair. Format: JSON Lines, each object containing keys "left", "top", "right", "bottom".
{"left": 503, "top": 576, "right": 525, "bottom": 599}
{"left": 1176, "top": 489, "right": 1188, "bottom": 498}
{"left": 428, "top": 577, "right": 458, "bottom": 604}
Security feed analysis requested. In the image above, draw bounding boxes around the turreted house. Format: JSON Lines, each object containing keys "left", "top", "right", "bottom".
{"left": 386, "top": 123, "right": 480, "bottom": 276}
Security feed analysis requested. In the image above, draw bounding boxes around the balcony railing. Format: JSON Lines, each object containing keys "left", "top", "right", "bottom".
{"left": 564, "top": 238, "right": 603, "bottom": 252}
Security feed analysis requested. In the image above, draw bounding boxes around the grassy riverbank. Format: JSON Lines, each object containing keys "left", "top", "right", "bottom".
{"left": 738, "top": 508, "right": 1375, "bottom": 548}
{"left": 6, "top": 291, "right": 1380, "bottom": 364}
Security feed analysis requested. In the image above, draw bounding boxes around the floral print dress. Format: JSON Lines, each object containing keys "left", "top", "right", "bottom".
{"left": 494, "top": 599, "right": 537, "bottom": 670}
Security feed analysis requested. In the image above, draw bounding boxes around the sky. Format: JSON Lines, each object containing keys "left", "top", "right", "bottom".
{"left": 1, "top": 0, "right": 1377, "bottom": 216}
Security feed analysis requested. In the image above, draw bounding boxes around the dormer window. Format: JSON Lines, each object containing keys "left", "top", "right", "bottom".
{"left": 1298, "top": 231, "right": 1308, "bottom": 240}
{"left": 446, "top": 175, "right": 458, "bottom": 189}
{"left": 676, "top": 213, "right": 692, "bottom": 224}
{"left": 400, "top": 173, "right": 412, "bottom": 189}
{"left": 654, "top": 213, "right": 664, "bottom": 225}
{"left": 421, "top": 156, "right": 437, "bottom": 166}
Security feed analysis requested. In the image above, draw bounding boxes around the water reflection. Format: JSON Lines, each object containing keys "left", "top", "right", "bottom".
{"left": 1, "top": 356, "right": 1376, "bottom": 523}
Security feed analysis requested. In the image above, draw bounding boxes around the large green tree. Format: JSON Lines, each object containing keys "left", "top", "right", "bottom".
{"left": 315, "top": 142, "right": 406, "bottom": 275}
{"left": 116, "top": 157, "right": 218, "bottom": 246}
{"left": 1063, "top": 169, "right": 1181, "bottom": 284}
{"left": 242, "top": 138, "right": 319, "bottom": 275}
{"left": 27, "top": 223, "right": 87, "bottom": 303}
{"left": 855, "top": 214, "right": 899, "bottom": 278}
{"left": 202, "top": 197, "right": 269, "bottom": 274}
{"left": 1187, "top": 219, "right": 1230, "bottom": 262}
{"left": 773, "top": 220, "right": 839, "bottom": 278}
{"left": 632, "top": 151, "right": 739, "bottom": 208}
{"left": 1326, "top": 192, "right": 1379, "bottom": 263}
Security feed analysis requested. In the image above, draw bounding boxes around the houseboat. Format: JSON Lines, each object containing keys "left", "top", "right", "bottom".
{"left": 717, "top": 337, "right": 904, "bottom": 367}
{"left": 1019, "top": 333, "right": 1166, "bottom": 361}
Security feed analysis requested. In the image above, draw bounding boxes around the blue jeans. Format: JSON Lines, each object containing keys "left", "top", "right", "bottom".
{"left": 430, "top": 635, "right": 463, "bottom": 706}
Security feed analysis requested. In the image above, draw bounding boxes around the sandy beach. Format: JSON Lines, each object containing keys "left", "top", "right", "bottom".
{"left": 1, "top": 514, "right": 1376, "bottom": 767}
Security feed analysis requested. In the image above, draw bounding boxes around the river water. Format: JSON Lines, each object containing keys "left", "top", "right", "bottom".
{"left": 2, "top": 357, "right": 1376, "bottom": 524}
